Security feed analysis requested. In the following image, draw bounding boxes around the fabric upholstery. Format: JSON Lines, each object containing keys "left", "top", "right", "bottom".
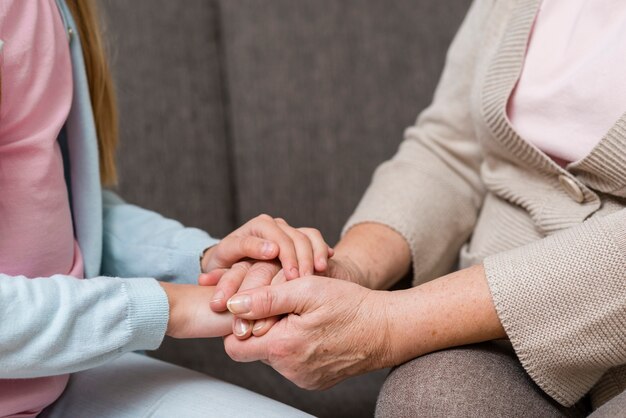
{"left": 100, "top": 0, "right": 235, "bottom": 237}
{"left": 98, "top": 0, "right": 472, "bottom": 416}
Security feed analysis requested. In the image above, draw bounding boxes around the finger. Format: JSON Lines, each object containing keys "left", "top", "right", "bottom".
{"left": 275, "top": 219, "right": 314, "bottom": 278}
{"left": 252, "top": 316, "right": 280, "bottom": 337}
{"left": 224, "top": 333, "right": 270, "bottom": 362}
{"left": 232, "top": 317, "right": 252, "bottom": 339}
{"left": 210, "top": 262, "right": 251, "bottom": 312}
{"left": 271, "top": 269, "right": 287, "bottom": 286}
{"left": 239, "top": 262, "right": 281, "bottom": 292}
{"left": 298, "top": 227, "right": 332, "bottom": 272}
{"left": 210, "top": 235, "right": 278, "bottom": 270}
{"left": 226, "top": 279, "right": 313, "bottom": 320}
{"left": 242, "top": 215, "right": 301, "bottom": 280}
{"left": 198, "top": 269, "right": 227, "bottom": 286}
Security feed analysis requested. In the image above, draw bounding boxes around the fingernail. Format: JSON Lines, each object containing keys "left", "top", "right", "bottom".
{"left": 227, "top": 295, "right": 252, "bottom": 314}
{"left": 210, "top": 290, "right": 224, "bottom": 304}
{"left": 234, "top": 318, "right": 250, "bottom": 337}
{"left": 262, "top": 241, "right": 274, "bottom": 257}
{"left": 289, "top": 267, "right": 299, "bottom": 278}
{"left": 253, "top": 319, "right": 266, "bottom": 333}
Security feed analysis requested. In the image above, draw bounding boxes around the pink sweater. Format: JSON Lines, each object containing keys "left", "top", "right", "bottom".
{"left": 508, "top": 0, "right": 625, "bottom": 164}
{"left": 0, "top": 1, "right": 83, "bottom": 416}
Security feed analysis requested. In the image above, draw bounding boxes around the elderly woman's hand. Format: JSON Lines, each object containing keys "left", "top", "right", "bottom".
{"left": 222, "top": 276, "right": 393, "bottom": 390}
{"left": 222, "top": 265, "right": 507, "bottom": 390}
{"left": 200, "top": 215, "right": 333, "bottom": 282}
{"left": 199, "top": 217, "right": 333, "bottom": 313}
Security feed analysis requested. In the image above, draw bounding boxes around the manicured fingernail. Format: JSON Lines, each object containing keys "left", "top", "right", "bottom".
{"left": 234, "top": 318, "right": 250, "bottom": 337}
{"left": 289, "top": 267, "right": 299, "bottom": 278}
{"left": 262, "top": 241, "right": 275, "bottom": 257}
{"left": 253, "top": 319, "right": 266, "bottom": 333}
{"left": 211, "top": 290, "right": 224, "bottom": 303}
{"left": 227, "top": 295, "right": 251, "bottom": 314}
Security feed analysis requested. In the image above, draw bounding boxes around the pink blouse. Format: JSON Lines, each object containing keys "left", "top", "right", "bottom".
{"left": 508, "top": 0, "right": 626, "bottom": 165}
{"left": 0, "top": 1, "right": 84, "bottom": 417}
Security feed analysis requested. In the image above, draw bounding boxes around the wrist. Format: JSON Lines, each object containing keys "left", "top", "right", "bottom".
{"left": 335, "top": 223, "right": 411, "bottom": 289}
{"left": 160, "top": 282, "right": 181, "bottom": 337}
{"left": 327, "top": 254, "right": 371, "bottom": 288}
{"left": 363, "top": 290, "right": 398, "bottom": 369}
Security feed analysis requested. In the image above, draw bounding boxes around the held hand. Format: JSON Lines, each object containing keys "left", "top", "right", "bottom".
{"left": 200, "top": 215, "right": 333, "bottom": 280}
{"left": 200, "top": 261, "right": 284, "bottom": 338}
{"left": 159, "top": 282, "right": 232, "bottom": 338}
{"left": 222, "top": 277, "right": 392, "bottom": 390}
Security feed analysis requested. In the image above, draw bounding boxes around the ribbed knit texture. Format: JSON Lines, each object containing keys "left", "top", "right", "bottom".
{"left": 344, "top": 0, "right": 626, "bottom": 409}
{"left": 122, "top": 278, "right": 169, "bottom": 352}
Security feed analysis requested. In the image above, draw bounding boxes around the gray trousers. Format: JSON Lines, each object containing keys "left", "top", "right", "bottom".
{"left": 376, "top": 341, "right": 625, "bottom": 417}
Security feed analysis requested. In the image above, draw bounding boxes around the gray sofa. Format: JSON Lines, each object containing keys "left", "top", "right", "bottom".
{"left": 99, "top": 1, "right": 471, "bottom": 416}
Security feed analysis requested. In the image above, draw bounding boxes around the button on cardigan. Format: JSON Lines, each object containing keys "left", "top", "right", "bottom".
{"left": 344, "top": 0, "right": 626, "bottom": 409}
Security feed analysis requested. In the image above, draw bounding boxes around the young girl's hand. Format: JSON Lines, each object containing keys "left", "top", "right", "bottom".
{"left": 200, "top": 215, "right": 333, "bottom": 281}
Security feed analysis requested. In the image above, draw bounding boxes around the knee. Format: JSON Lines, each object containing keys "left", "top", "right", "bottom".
{"left": 375, "top": 342, "right": 565, "bottom": 418}
{"left": 376, "top": 351, "right": 453, "bottom": 417}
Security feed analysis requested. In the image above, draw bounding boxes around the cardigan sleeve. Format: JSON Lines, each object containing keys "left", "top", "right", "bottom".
{"left": 101, "top": 190, "right": 219, "bottom": 284}
{"left": 343, "top": 0, "right": 491, "bottom": 284}
{"left": 0, "top": 273, "right": 168, "bottom": 378}
{"left": 484, "top": 209, "right": 626, "bottom": 407}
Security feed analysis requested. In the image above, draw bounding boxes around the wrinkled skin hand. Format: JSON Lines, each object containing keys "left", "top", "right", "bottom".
{"left": 200, "top": 254, "right": 370, "bottom": 338}
{"left": 223, "top": 276, "right": 392, "bottom": 390}
{"left": 201, "top": 215, "right": 333, "bottom": 280}
{"left": 200, "top": 260, "right": 285, "bottom": 338}
{"left": 200, "top": 219, "right": 333, "bottom": 309}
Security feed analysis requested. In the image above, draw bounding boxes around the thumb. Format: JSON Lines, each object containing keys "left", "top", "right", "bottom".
{"left": 210, "top": 236, "right": 279, "bottom": 269}
{"left": 225, "top": 279, "right": 314, "bottom": 320}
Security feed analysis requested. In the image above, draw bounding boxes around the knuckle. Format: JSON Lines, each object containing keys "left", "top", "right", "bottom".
{"left": 292, "top": 230, "right": 309, "bottom": 244}
{"left": 255, "top": 289, "right": 276, "bottom": 316}
{"left": 257, "top": 213, "right": 273, "bottom": 222}
{"left": 274, "top": 217, "right": 287, "bottom": 225}
{"left": 239, "top": 237, "right": 258, "bottom": 255}
{"left": 300, "top": 227, "right": 322, "bottom": 238}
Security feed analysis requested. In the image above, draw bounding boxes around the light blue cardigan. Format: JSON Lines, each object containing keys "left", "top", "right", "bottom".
{"left": 0, "top": 0, "right": 218, "bottom": 378}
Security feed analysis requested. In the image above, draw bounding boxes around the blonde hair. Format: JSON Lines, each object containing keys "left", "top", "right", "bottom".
{"left": 0, "top": 1, "right": 118, "bottom": 185}
{"left": 66, "top": 0, "right": 119, "bottom": 185}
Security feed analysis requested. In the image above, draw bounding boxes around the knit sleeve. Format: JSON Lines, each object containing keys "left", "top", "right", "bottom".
{"left": 484, "top": 209, "right": 626, "bottom": 406}
{"left": 342, "top": 0, "right": 492, "bottom": 284}
{"left": 0, "top": 274, "right": 169, "bottom": 378}
{"left": 101, "top": 190, "right": 218, "bottom": 284}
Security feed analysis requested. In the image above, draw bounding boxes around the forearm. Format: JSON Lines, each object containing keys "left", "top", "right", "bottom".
{"left": 383, "top": 264, "right": 505, "bottom": 366}
{"left": 0, "top": 274, "right": 168, "bottom": 378}
{"left": 334, "top": 222, "right": 411, "bottom": 289}
{"left": 102, "top": 190, "right": 217, "bottom": 283}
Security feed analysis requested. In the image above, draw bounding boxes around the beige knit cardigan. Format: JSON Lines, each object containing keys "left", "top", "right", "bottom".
{"left": 344, "top": 0, "right": 626, "bottom": 409}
